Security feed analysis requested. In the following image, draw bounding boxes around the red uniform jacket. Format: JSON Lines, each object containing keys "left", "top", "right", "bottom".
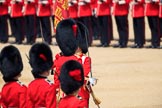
{"left": 112, "top": 0, "right": 130, "bottom": 16}
{"left": 58, "top": 95, "right": 88, "bottom": 108}
{"left": 132, "top": 0, "right": 145, "bottom": 17}
{"left": 23, "top": 0, "right": 36, "bottom": 15}
{"left": 10, "top": 0, "right": 24, "bottom": 17}
{"left": 145, "top": 0, "right": 159, "bottom": 16}
{"left": 78, "top": 0, "right": 92, "bottom": 17}
{"left": 53, "top": 53, "right": 91, "bottom": 107}
{"left": 91, "top": 0, "right": 97, "bottom": 9}
{"left": 69, "top": 0, "right": 78, "bottom": 18}
{"left": 53, "top": 53, "right": 80, "bottom": 88}
{"left": 96, "top": 0, "right": 112, "bottom": 16}
{"left": 0, "top": 0, "right": 9, "bottom": 15}
{"left": 159, "top": 3, "right": 162, "bottom": 17}
{"left": 27, "top": 78, "right": 56, "bottom": 108}
{"left": 1, "top": 81, "right": 27, "bottom": 108}
{"left": 36, "top": 0, "right": 52, "bottom": 16}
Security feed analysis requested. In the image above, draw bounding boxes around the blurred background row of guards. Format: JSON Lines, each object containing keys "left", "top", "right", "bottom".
{"left": 0, "top": 0, "right": 162, "bottom": 48}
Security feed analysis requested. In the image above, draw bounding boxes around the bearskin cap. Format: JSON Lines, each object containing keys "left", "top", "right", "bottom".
{"left": 56, "top": 18, "right": 80, "bottom": 56}
{"left": 77, "top": 22, "right": 89, "bottom": 54}
{"left": 29, "top": 42, "right": 53, "bottom": 77}
{"left": 59, "top": 60, "right": 84, "bottom": 95}
{"left": 0, "top": 45, "right": 23, "bottom": 82}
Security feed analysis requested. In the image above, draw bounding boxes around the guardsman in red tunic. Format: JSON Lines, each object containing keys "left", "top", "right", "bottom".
{"left": 78, "top": 0, "right": 93, "bottom": 46}
{"left": 53, "top": 19, "right": 91, "bottom": 107}
{"left": 112, "top": 0, "right": 130, "bottom": 48}
{"left": 0, "top": 0, "right": 9, "bottom": 43}
{"left": 96, "top": 0, "right": 113, "bottom": 47}
{"left": 36, "top": 0, "right": 52, "bottom": 44}
{"left": 9, "top": 0, "right": 25, "bottom": 44}
{"left": 0, "top": 45, "right": 27, "bottom": 108}
{"left": 68, "top": 0, "right": 78, "bottom": 20}
{"left": 131, "top": 0, "right": 145, "bottom": 48}
{"left": 58, "top": 60, "right": 87, "bottom": 108}
{"left": 27, "top": 43, "right": 57, "bottom": 108}
{"left": 23, "top": 0, "right": 37, "bottom": 44}
{"left": 74, "top": 22, "right": 91, "bottom": 107}
{"left": 53, "top": 19, "right": 81, "bottom": 89}
{"left": 159, "top": 0, "right": 162, "bottom": 38}
{"left": 145, "top": 0, "right": 160, "bottom": 48}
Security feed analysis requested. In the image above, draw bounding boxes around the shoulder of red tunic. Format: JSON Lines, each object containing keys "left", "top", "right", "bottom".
{"left": 29, "top": 78, "right": 53, "bottom": 86}
{"left": 58, "top": 95, "right": 87, "bottom": 108}
{"left": 3, "top": 81, "right": 27, "bottom": 89}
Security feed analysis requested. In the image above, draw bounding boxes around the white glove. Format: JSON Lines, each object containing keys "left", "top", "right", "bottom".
{"left": 84, "top": 0, "right": 90, "bottom": 3}
{"left": 152, "top": 0, "right": 158, "bottom": 2}
{"left": 39, "top": 0, "right": 48, "bottom": 4}
{"left": 78, "top": 1, "right": 86, "bottom": 5}
{"left": 16, "top": 0, "right": 22, "bottom": 2}
{"left": 28, "top": 0, "right": 34, "bottom": 2}
{"left": 89, "top": 77, "right": 98, "bottom": 86}
{"left": 118, "top": 0, "right": 126, "bottom": 4}
{"left": 71, "top": 0, "right": 77, "bottom": 4}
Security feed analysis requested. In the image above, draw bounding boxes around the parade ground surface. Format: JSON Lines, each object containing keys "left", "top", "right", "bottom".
{"left": 0, "top": 17, "right": 162, "bottom": 108}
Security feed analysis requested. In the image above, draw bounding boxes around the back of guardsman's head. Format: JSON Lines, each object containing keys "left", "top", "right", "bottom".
{"left": 29, "top": 42, "right": 53, "bottom": 78}
{"left": 59, "top": 60, "right": 84, "bottom": 95}
{"left": 77, "top": 22, "right": 89, "bottom": 54}
{"left": 56, "top": 18, "right": 80, "bottom": 56}
{"left": 0, "top": 45, "right": 23, "bottom": 82}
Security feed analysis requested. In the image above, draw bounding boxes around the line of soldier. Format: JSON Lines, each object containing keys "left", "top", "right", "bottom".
{"left": 0, "top": 19, "right": 93, "bottom": 107}
{"left": 0, "top": 0, "right": 162, "bottom": 48}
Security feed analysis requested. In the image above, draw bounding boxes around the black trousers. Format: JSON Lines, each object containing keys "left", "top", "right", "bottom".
{"left": 133, "top": 17, "right": 145, "bottom": 45}
{"left": 39, "top": 16, "right": 52, "bottom": 44}
{"left": 0, "top": 15, "right": 8, "bottom": 42}
{"left": 91, "top": 16, "right": 99, "bottom": 38}
{"left": 78, "top": 16, "right": 92, "bottom": 46}
{"left": 36, "top": 16, "right": 41, "bottom": 37}
{"left": 98, "top": 15, "right": 112, "bottom": 45}
{"left": 115, "top": 15, "right": 129, "bottom": 46}
{"left": 110, "top": 16, "right": 113, "bottom": 40}
{"left": 25, "top": 15, "right": 36, "bottom": 43}
{"left": 159, "top": 18, "right": 162, "bottom": 38}
{"left": 147, "top": 16, "right": 160, "bottom": 46}
{"left": 9, "top": 15, "right": 16, "bottom": 36}
{"left": 12, "top": 17, "right": 24, "bottom": 43}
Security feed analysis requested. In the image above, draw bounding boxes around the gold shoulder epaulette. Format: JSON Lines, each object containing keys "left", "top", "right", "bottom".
{"left": 45, "top": 79, "right": 53, "bottom": 85}
{"left": 16, "top": 81, "right": 24, "bottom": 86}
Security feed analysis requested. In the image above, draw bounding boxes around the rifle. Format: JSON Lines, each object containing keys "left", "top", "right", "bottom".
{"left": 86, "top": 80, "right": 101, "bottom": 108}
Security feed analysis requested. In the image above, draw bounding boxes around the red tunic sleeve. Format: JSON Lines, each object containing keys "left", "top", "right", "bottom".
{"left": 19, "top": 85, "right": 27, "bottom": 108}
{"left": 45, "top": 85, "right": 57, "bottom": 108}
{"left": 82, "top": 56, "right": 91, "bottom": 77}
{"left": 1, "top": 81, "right": 27, "bottom": 108}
